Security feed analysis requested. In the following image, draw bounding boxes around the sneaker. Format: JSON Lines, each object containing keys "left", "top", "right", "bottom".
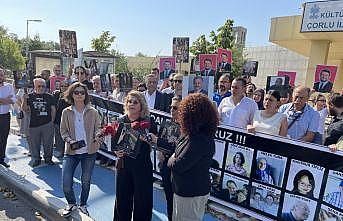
{"left": 0, "top": 161, "right": 10, "bottom": 168}
{"left": 62, "top": 204, "right": 77, "bottom": 218}
{"left": 79, "top": 205, "right": 89, "bottom": 216}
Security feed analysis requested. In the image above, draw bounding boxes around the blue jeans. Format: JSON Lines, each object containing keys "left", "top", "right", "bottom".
{"left": 62, "top": 153, "right": 96, "bottom": 206}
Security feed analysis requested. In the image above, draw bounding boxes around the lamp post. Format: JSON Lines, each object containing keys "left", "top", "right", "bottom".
{"left": 26, "top": 19, "right": 42, "bottom": 56}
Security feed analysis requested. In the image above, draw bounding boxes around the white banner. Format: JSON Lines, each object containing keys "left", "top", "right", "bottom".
{"left": 301, "top": 0, "right": 343, "bottom": 32}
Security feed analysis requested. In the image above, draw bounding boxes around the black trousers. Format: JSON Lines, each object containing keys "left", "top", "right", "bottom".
{"left": 113, "top": 161, "right": 153, "bottom": 221}
{"left": 0, "top": 113, "right": 10, "bottom": 162}
{"left": 161, "top": 160, "right": 173, "bottom": 221}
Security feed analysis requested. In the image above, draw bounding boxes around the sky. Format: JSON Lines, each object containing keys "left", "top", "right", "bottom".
{"left": 1, "top": 0, "right": 307, "bottom": 56}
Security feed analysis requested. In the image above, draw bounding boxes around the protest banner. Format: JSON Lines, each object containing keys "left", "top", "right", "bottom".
{"left": 90, "top": 95, "right": 343, "bottom": 221}
{"left": 59, "top": 30, "right": 78, "bottom": 58}
{"left": 172, "top": 37, "right": 190, "bottom": 63}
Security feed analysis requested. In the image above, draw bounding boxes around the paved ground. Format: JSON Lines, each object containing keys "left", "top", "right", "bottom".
{"left": 0, "top": 184, "right": 48, "bottom": 221}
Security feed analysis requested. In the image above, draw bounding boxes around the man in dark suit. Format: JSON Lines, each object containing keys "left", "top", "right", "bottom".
{"left": 313, "top": 69, "right": 334, "bottom": 93}
{"left": 189, "top": 76, "right": 208, "bottom": 95}
{"left": 160, "top": 61, "right": 175, "bottom": 80}
{"left": 144, "top": 74, "right": 167, "bottom": 112}
{"left": 201, "top": 58, "right": 216, "bottom": 76}
{"left": 218, "top": 53, "right": 232, "bottom": 73}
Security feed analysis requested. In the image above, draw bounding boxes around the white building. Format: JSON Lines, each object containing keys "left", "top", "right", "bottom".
{"left": 244, "top": 45, "right": 309, "bottom": 89}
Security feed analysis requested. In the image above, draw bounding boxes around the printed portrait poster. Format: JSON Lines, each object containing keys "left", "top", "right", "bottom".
{"left": 59, "top": 30, "right": 78, "bottom": 58}
{"left": 50, "top": 76, "right": 66, "bottom": 91}
{"left": 217, "top": 48, "right": 232, "bottom": 73}
{"left": 157, "top": 121, "right": 180, "bottom": 155}
{"left": 211, "top": 139, "right": 226, "bottom": 171}
{"left": 221, "top": 172, "right": 249, "bottom": 205}
{"left": 118, "top": 73, "right": 133, "bottom": 92}
{"left": 242, "top": 61, "right": 258, "bottom": 76}
{"left": 250, "top": 182, "right": 281, "bottom": 216}
{"left": 277, "top": 71, "right": 297, "bottom": 87}
{"left": 100, "top": 74, "right": 112, "bottom": 92}
{"left": 319, "top": 204, "right": 343, "bottom": 221}
{"left": 225, "top": 143, "right": 254, "bottom": 178}
{"left": 281, "top": 193, "right": 317, "bottom": 221}
{"left": 266, "top": 76, "right": 290, "bottom": 98}
{"left": 323, "top": 170, "right": 343, "bottom": 210}
{"left": 172, "top": 37, "right": 190, "bottom": 63}
{"left": 182, "top": 75, "right": 214, "bottom": 100}
{"left": 286, "top": 159, "right": 325, "bottom": 199}
{"left": 252, "top": 151, "right": 287, "bottom": 187}
{"left": 313, "top": 65, "right": 338, "bottom": 93}
{"left": 13, "top": 70, "right": 33, "bottom": 89}
{"left": 210, "top": 169, "right": 222, "bottom": 198}
{"left": 159, "top": 57, "right": 176, "bottom": 80}
{"left": 191, "top": 57, "right": 200, "bottom": 73}
{"left": 199, "top": 54, "right": 217, "bottom": 77}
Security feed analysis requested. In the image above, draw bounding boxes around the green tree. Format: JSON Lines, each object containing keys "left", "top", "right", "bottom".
{"left": 190, "top": 19, "right": 246, "bottom": 77}
{"left": 91, "top": 31, "right": 116, "bottom": 53}
{"left": 110, "top": 49, "right": 129, "bottom": 74}
{"left": 135, "top": 52, "right": 147, "bottom": 57}
{"left": 0, "top": 37, "right": 25, "bottom": 70}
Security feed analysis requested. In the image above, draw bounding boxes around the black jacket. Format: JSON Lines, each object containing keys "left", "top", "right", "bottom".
{"left": 324, "top": 115, "right": 343, "bottom": 146}
{"left": 168, "top": 134, "right": 215, "bottom": 197}
{"left": 313, "top": 81, "right": 333, "bottom": 93}
{"left": 154, "top": 91, "right": 168, "bottom": 112}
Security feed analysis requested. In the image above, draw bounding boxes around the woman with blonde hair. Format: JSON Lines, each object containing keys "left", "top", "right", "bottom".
{"left": 113, "top": 90, "right": 157, "bottom": 221}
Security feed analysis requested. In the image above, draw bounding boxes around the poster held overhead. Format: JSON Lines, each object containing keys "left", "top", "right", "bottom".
{"left": 184, "top": 75, "right": 214, "bottom": 100}
{"left": 118, "top": 73, "right": 133, "bottom": 92}
{"left": 13, "top": 70, "right": 33, "bottom": 89}
{"left": 313, "top": 65, "right": 338, "bottom": 93}
{"left": 277, "top": 71, "right": 296, "bottom": 87}
{"left": 59, "top": 30, "right": 78, "bottom": 58}
{"left": 217, "top": 48, "right": 232, "bottom": 74}
{"left": 172, "top": 37, "right": 190, "bottom": 63}
{"left": 266, "top": 76, "right": 290, "bottom": 97}
{"left": 199, "top": 54, "right": 217, "bottom": 77}
{"left": 159, "top": 57, "right": 176, "bottom": 80}
{"left": 243, "top": 61, "right": 258, "bottom": 76}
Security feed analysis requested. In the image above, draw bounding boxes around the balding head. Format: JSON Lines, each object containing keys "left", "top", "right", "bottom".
{"left": 292, "top": 86, "right": 310, "bottom": 111}
{"left": 291, "top": 201, "right": 310, "bottom": 221}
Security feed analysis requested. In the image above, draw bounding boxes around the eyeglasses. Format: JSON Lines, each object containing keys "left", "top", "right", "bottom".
{"left": 173, "top": 80, "right": 182, "bottom": 83}
{"left": 317, "top": 99, "right": 326, "bottom": 102}
{"left": 36, "top": 85, "right": 45, "bottom": 88}
{"left": 294, "top": 96, "right": 306, "bottom": 101}
{"left": 298, "top": 181, "right": 312, "bottom": 189}
{"left": 73, "top": 91, "right": 85, "bottom": 95}
{"left": 127, "top": 99, "right": 139, "bottom": 105}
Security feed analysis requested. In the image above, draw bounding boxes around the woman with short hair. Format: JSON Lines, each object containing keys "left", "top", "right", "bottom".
{"left": 168, "top": 93, "right": 219, "bottom": 221}
{"left": 60, "top": 82, "right": 102, "bottom": 217}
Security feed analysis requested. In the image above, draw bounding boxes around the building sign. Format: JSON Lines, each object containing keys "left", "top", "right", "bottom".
{"left": 301, "top": 0, "right": 343, "bottom": 32}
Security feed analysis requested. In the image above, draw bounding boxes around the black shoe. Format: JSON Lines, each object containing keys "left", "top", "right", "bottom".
{"left": 45, "top": 160, "right": 55, "bottom": 165}
{"left": 0, "top": 162, "right": 10, "bottom": 168}
{"left": 31, "top": 160, "right": 41, "bottom": 167}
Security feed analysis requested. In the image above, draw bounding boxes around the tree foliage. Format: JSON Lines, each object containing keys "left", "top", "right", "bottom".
{"left": 0, "top": 37, "right": 25, "bottom": 70}
{"left": 190, "top": 19, "right": 246, "bottom": 77}
{"left": 91, "top": 31, "right": 116, "bottom": 53}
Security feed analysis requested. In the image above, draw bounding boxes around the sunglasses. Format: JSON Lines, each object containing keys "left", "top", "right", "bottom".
{"left": 173, "top": 80, "right": 182, "bottom": 83}
{"left": 75, "top": 72, "right": 85, "bottom": 75}
{"left": 127, "top": 99, "right": 139, "bottom": 105}
{"left": 73, "top": 91, "right": 85, "bottom": 95}
{"left": 317, "top": 99, "right": 326, "bottom": 102}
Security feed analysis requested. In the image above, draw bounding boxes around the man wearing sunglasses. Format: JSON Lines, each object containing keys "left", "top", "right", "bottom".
{"left": 22, "top": 78, "right": 56, "bottom": 167}
{"left": 279, "top": 86, "right": 319, "bottom": 143}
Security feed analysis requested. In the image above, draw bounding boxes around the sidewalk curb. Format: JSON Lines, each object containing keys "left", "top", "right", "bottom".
{"left": 4, "top": 128, "right": 94, "bottom": 221}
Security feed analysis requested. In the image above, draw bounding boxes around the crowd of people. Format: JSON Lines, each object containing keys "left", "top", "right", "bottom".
{"left": 0, "top": 63, "right": 343, "bottom": 221}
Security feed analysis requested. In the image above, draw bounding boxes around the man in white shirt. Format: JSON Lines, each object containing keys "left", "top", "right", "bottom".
{"left": 218, "top": 77, "right": 258, "bottom": 128}
{"left": 143, "top": 74, "right": 167, "bottom": 112}
{"left": 0, "top": 68, "right": 16, "bottom": 167}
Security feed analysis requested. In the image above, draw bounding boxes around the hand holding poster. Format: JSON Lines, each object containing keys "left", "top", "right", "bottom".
{"left": 313, "top": 65, "right": 338, "bottom": 93}
{"left": 59, "top": 30, "right": 78, "bottom": 58}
